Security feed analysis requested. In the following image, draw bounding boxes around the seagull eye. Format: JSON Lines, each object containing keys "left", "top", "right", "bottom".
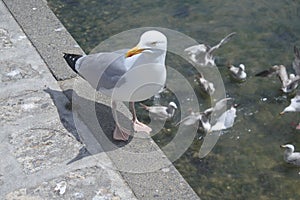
{"left": 150, "top": 41, "right": 158, "bottom": 46}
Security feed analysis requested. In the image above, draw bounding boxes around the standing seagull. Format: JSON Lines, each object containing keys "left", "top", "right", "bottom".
{"left": 63, "top": 30, "right": 167, "bottom": 141}
{"left": 140, "top": 102, "right": 177, "bottom": 120}
{"left": 228, "top": 63, "right": 247, "bottom": 81}
{"left": 184, "top": 32, "right": 236, "bottom": 66}
{"left": 280, "top": 90, "right": 300, "bottom": 114}
{"left": 280, "top": 144, "right": 300, "bottom": 166}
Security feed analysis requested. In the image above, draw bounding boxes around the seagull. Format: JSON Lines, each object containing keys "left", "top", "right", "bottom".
{"left": 176, "top": 110, "right": 211, "bottom": 133}
{"left": 280, "top": 90, "right": 300, "bottom": 114}
{"left": 195, "top": 73, "right": 215, "bottom": 95}
{"left": 228, "top": 63, "right": 247, "bottom": 81}
{"left": 63, "top": 30, "right": 167, "bottom": 141}
{"left": 176, "top": 98, "right": 233, "bottom": 133}
{"left": 184, "top": 32, "right": 236, "bottom": 66}
{"left": 280, "top": 144, "right": 300, "bottom": 166}
{"left": 210, "top": 104, "right": 238, "bottom": 132}
{"left": 256, "top": 65, "right": 300, "bottom": 93}
{"left": 139, "top": 102, "right": 177, "bottom": 120}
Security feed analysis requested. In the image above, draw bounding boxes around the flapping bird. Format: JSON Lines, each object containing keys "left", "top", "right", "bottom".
{"left": 280, "top": 144, "right": 300, "bottom": 166}
{"left": 63, "top": 30, "right": 167, "bottom": 141}
{"left": 184, "top": 32, "right": 236, "bottom": 66}
{"left": 256, "top": 46, "right": 300, "bottom": 93}
{"left": 140, "top": 102, "right": 177, "bottom": 120}
{"left": 210, "top": 104, "right": 238, "bottom": 132}
{"left": 176, "top": 97, "right": 233, "bottom": 133}
{"left": 280, "top": 90, "right": 300, "bottom": 114}
{"left": 228, "top": 63, "right": 247, "bottom": 81}
{"left": 176, "top": 110, "right": 211, "bottom": 133}
{"left": 256, "top": 65, "right": 300, "bottom": 93}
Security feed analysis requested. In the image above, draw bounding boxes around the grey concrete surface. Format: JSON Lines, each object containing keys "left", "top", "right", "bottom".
{"left": 0, "top": 1, "right": 136, "bottom": 199}
{"left": 1, "top": 0, "right": 201, "bottom": 199}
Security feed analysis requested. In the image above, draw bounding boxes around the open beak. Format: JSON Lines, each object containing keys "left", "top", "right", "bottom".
{"left": 126, "top": 46, "right": 145, "bottom": 58}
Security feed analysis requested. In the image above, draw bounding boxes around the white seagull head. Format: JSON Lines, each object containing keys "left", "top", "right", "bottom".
{"left": 126, "top": 30, "right": 167, "bottom": 58}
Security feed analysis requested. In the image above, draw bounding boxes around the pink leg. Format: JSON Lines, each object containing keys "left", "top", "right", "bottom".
{"left": 112, "top": 101, "right": 131, "bottom": 141}
{"left": 129, "top": 102, "right": 152, "bottom": 133}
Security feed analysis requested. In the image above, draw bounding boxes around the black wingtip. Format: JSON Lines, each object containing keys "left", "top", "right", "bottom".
{"left": 63, "top": 53, "right": 83, "bottom": 73}
{"left": 255, "top": 70, "right": 270, "bottom": 77}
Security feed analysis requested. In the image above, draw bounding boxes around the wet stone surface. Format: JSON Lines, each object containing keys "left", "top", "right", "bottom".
{"left": 9, "top": 121, "right": 82, "bottom": 174}
{"left": 5, "top": 166, "right": 121, "bottom": 200}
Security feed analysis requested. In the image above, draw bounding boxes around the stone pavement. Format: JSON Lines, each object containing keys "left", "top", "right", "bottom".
{"left": 0, "top": 0, "right": 200, "bottom": 199}
{"left": 0, "top": 1, "right": 136, "bottom": 199}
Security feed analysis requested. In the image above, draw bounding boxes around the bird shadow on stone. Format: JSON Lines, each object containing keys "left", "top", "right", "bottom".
{"left": 44, "top": 88, "right": 132, "bottom": 164}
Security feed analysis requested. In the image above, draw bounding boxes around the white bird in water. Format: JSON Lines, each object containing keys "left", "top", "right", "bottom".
{"left": 280, "top": 90, "right": 300, "bottom": 115}
{"left": 184, "top": 32, "right": 236, "bottom": 67}
{"left": 228, "top": 63, "right": 247, "bottom": 81}
{"left": 280, "top": 144, "right": 300, "bottom": 166}
{"left": 140, "top": 102, "right": 177, "bottom": 120}
{"left": 210, "top": 104, "right": 238, "bottom": 132}
{"left": 195, "top": 73, "right": 215, "bottom": 95}
{"left": 63, "top": 30, "right": 167, "bottom": 141}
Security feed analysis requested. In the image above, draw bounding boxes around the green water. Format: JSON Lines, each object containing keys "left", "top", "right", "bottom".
{"left": 48, "top": 0, "right": 300, "bottom": 199}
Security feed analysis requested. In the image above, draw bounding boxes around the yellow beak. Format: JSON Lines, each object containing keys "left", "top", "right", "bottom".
{"left": 126, "top": 46, "right": 145, "bottom": 58}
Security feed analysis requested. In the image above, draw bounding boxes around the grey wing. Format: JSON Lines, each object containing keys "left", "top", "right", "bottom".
{"left": 288, "top": 153, "right": 300, "bottom": 166}
{"left": 76, "top": 51, "right": 128, "bottom": 90}
{"left": 277, "top": 65, "right": 289, "bottom": 87}
{"left": 255, "top": 65, "right": 279, "bottom": 77}
{"left": 287, "top": 76, "right": 300, "bottom": 90}
{"left": 176, "top": 114, "right": 199, "bottom": 126}
{"left": 293, "top": 46, "right": 300, "bottom": 75}
{"left": 209, "top": 32, "right": 236, "bottom": 54}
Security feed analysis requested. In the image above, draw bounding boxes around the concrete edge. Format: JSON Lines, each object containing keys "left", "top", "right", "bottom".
{"left": 2, "top": 0, "right": 200, "bottom": 199}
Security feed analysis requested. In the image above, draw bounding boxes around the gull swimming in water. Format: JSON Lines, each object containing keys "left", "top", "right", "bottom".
{"left": 63, "top": 30, "right": 167, "bottom": 141}
{"left": 195, "top": 73, "right": 215, "bottom": 95}
{"left": 184, "top": 32, "right": 236, "bottom": 66}
{"left": 280, "top": 90, "right": 300, "bottom": 115}
{"left": 228, "top": 63, "right": 247, "bottom": 81}
{"left": 280, "top": 144, "right": 300, "bottom": 166}
{"left": 140, "top": 102, "right": 177, "bottom": 120}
